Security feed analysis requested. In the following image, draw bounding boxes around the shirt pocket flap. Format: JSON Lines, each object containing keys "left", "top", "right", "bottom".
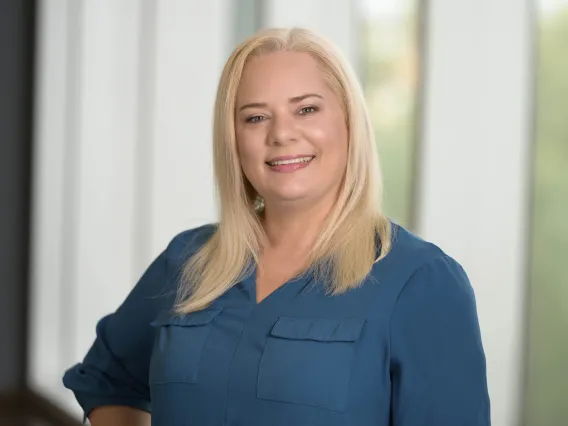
{"left": 270, "top": 317, "right": 366, "bottom": 342}
{"left": 150, "top": 308, "right": 222, "bottom": 328}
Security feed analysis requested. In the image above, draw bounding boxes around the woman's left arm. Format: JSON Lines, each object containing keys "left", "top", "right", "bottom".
{"left": 390, "top": 255, "right": 491, "bottom": 426}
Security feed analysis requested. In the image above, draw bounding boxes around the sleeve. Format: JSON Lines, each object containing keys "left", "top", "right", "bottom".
{"left": 389, "top": 255, "right": 491, "bottom": 426}
{"left": 62, "top": 246, "right": 175, "bottom": 420}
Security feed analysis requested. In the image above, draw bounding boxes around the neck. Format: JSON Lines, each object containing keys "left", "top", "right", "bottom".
{"left": 261, "top": 195, "right": 335, "bottom": 254}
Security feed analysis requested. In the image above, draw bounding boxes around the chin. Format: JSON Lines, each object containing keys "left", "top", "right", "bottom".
{"left": 265, "top": 188, "right": 312, "bottom": 204}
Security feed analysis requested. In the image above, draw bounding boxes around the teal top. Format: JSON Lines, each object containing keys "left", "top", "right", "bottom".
{"left": 63, "top": 223, "right": 491, "bottom": 425}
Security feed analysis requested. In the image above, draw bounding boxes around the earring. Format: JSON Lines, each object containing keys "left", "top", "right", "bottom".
{"left": 254, "top": 195, "right": 265, "bottom": 212}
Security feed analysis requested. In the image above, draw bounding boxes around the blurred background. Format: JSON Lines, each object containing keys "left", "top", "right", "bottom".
{"left": 0, "top": 0, "right": 566, "bottom": 424}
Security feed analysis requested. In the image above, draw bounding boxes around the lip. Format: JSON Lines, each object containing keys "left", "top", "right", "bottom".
{"left": 265, "top": 154, "right": 315, "bottom": 163}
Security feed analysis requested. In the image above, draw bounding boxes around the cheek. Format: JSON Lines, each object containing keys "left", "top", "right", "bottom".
{"left": 236, "top": 134, "right": 264, "bottom": 178}
{"left": 237, "top": 141, "right": 253, "bottom": 165}
{"left": 309, "top": 122, "right": 348, "bottom": 161}
{"left": 332, "top": 119, "right": 349, "bottom": 159}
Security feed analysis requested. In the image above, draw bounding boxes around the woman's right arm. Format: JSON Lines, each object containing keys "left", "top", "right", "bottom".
{"left": 62, "top": 228, "right": 205, "bottom": 424}
{"left": 88, "top": 406, "right": 150, "bottom": 426}
{"left": 62, "top": 248, "right": 170, "bottom": 422}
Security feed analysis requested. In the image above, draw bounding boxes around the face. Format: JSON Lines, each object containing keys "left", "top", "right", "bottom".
{"left": 235, "top": 51, "right": 349, "bottom": 210}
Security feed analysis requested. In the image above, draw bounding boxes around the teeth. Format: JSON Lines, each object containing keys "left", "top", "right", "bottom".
{"left": 268, "top": 156, "right": 314, "bottom": 166}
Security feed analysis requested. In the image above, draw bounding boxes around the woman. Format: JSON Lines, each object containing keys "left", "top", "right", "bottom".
{"left": 63, "top": 27, "right": 491, "bottom": 426}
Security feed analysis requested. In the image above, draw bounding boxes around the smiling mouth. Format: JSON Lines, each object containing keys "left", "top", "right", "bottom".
{"left": 265, "top": 156, "right": 315, "bottom": 167}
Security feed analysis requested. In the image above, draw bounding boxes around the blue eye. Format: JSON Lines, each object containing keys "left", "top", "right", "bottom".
{"left": 246, "top": 115, "right": 265, "bottom": 123}
{"left": 298, "top": 106, "right": 319, "bottom": 115}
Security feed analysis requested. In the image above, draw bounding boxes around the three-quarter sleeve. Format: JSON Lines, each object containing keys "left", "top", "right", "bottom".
{"left": 62, "top": 248, "right": 172, "bottom": 420}
{"left": 390, "top": 255, "right": 491, "bottom": 426}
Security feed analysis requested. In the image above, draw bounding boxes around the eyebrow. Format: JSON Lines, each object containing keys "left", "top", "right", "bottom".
{"left": 238, "top": 93, "right": 323, "bottom": 112}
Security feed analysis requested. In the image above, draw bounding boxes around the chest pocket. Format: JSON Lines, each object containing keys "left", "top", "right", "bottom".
{"left": 149, "top": 308, "right": 222, "bottom": 385}
{"left": 257, "top": 316, "right": 366, "bottom": 412}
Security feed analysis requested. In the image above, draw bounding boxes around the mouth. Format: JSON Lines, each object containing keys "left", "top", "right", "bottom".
{"left": 265, "top": 155, "right": 315, "bottom": 167}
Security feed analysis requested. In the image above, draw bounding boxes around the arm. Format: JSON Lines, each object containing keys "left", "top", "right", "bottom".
{"left": 89, "top": 406, "right": 150, "bottom": 426}
{"left": 390, "top": 255, "right": 491, "bottom": 425}
{"left": 62, "top": 242, "right": 178, "bottom": 423}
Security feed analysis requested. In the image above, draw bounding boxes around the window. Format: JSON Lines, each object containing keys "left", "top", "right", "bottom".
{"left": 525, "top": 1, "right": 568, "bottom": 425}
{"left": 359, "top": 0, "right": 421, "bottom": 228}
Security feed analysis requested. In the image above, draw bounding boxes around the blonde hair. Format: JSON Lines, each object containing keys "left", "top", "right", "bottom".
{"left": 175, "top": 27, "right": 391, "bottom": 314}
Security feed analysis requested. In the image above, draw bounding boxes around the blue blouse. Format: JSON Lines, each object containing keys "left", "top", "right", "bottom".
{"left": 63, "top": 223, "right": 491, "bottom": 425}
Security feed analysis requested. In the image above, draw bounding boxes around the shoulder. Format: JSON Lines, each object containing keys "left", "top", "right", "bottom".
{"left": 163, "top": 223, "right": 218, "bottom": 268}
{"left": 166, "top": 222, "right": 218, "bottom": 252}
{"left": 375, "top": 223, "right": 481, "bottom": 342}
{"left": 373, "top": 222, "right": 474, "bottom": 306}
{"left": 376, "top": 222, "right": 448, "bottom": 278}
{"left": 386, "top": 222, "right": 445, "bottom": 263}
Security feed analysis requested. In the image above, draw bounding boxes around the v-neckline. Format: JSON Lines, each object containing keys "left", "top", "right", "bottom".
{"left": 243, "top": 265, "right": 312, "bottom": 306}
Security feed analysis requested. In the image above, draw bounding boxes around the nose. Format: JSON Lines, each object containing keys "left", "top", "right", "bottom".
{"left": 267, "top": 112, "right": 298, "bottom": 146}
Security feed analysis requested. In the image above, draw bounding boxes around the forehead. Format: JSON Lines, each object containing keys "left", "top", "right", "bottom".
{"left": 236, "top": 51, "right": 330, "bottom": 102}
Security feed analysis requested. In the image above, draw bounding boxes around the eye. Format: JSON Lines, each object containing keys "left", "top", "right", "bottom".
{"left": 246, "top": 115, "right": 266, "bottom": 123}
{"left": 298, "top": 105, "right": 319, "bottom": 115}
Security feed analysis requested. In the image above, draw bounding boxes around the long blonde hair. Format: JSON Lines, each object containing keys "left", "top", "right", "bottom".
{"left": 175, "top": 27, "right": 391, "bottom": 314}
